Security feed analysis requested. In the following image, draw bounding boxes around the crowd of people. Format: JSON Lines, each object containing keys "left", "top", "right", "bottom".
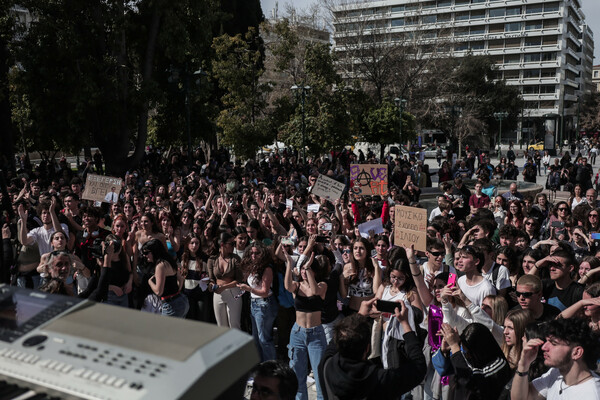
{"left": 1, "top": 144, "right": 600, "bottom": 400}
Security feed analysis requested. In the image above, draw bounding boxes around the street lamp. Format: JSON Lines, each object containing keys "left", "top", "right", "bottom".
{"left": 168, "top": 65, "right": 206, "bottom": 169}
{"left": 394, "top": 97, "right": 407, "bottom": 148}
{"left": 494, "top": 111, "right": 509, "bottom": 157}
{"left": 291, "top": 84, "right": 311, "bottom": 163}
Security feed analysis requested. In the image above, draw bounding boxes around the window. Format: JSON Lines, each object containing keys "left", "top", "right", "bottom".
{"left": 526, "top": 5, "right": 543, "bottom": 14}
{"left": 505, "top": 22, "right": 521, "bottom": 32}
{"left": 540, "top": 85, "right": 556, "bottom": 94}
{"left": 455, "top": 12, "right": 469, "bottom": 21}
{"left": 504, "top": 70, "right": 520, "bottom": 79}
{"left": 595, "top": 71, "right": 600, "bottom": 78}
{"left": 437, "top": 0, "right": 451, "bottom": 7}
{"left": 524, "top": 53, "right": 541, "bottom": 62}
{"left": 541, "top": 52, "right": 557, "bottom": 62}
{"left": 489, "top": 8, "right": 505, "bottom": 17}
{"left": 525, "top": 37, "right": 542, "bottom": 46}
{"left": 471, "top": 10, "right": 485, "bottom": 19}
{"left": 541, "top": 69, "right": 557, "bottom": 78}
{"left": 470, "top": 26, "right": 485, "bottom": 35}
{"left": 506, "top": 6, "right": 521, "bottom": 16}
{"left": 525, "top": 21, "right": 543, "bottom": 31}
{"left": 505, "top": 38, "right": 521, "bottom": 48}
{"left": 392, "top": 18, "right": 405, "bottom": 27}
{"left": 391, "top": 6, "right": 405, "bottom": 12}
{"left": 423, "top": 14, "right": 437, "bottom": 23}
{"left": 523, "top": 69, "right": 541, "bottom": 78}
{"left": 405, "top": 17, "right": 418, "bottom": 25}
{"left": 455, "top": 43, "right": 469, "bottom": 51}
{"left": 522, "top": 86, "right": 539, "bottom": 94}
{"left": 504, "top": 54, "right": 520, "bottom": 64}
{"left": 455, "top": 28, "right": 469, "bottom": 36}
{"left": 470, "top": 41, "right": 485, "bottom": 50}
{"left": 544, "top": 2, "right": 560, "bottom": 12}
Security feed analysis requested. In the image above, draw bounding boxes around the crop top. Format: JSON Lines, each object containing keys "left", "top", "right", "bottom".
{"left": 348, "top": 268, "right": 374, "bottom": 297}
{"left": 161, "top": 275, "right": 180, "bottom": 299}
{"left": 208, "top": 255, "right": 243, "bottom": 283}
{"left": 295, "top": 292, "right": 324, "bottom": 313}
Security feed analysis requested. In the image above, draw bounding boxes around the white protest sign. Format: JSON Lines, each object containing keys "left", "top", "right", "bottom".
{"left": 358, "top": 218, "right": 384, "bottom": 238}
{"left": 307, "top": 204, "right": 320, "bottom": 213}
{"left": 286, "top": 199, "right": 294, "bottom": 210}
{"left": 310, "top": 174, "right": 346, "bottom": 200}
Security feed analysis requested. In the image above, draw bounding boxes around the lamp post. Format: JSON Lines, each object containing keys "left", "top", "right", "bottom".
{"left": 394, "top": 97, "right": 407, "bottom": 148}
{"left": 291, "top": 84, "right": 311, "bottom": 164}
{"left": 168, "top": 65, "right": 205, "bottom": 169}
{"left": 494, "top": 111, "right": 509, "bottom": 157}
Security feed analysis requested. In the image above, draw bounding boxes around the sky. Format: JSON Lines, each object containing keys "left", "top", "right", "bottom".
{"left": 260, "top": 0, "right": 600, "bottom": 62}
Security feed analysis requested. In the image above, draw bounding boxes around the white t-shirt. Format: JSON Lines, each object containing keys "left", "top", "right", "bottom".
{"left": 482, "top": 263, "right": 512, "bottom": 291}
{"left": 457, "top": 275, "right": 496, "bottom": 306}
{"left": 532, "top": 368, "right": 600, "bottom": 399}
{"left": 27, "top": 224, "right": 70, "bottom": 256}
{"left": 422, "top": 261, "right": 456, "bottom": 289}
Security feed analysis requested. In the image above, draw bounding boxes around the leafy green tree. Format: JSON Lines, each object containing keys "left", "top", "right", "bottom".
{"left": 211, "top": 28, "right": 272, "bottom": 159}
{"left": 14, "top": 0, "right": 218, "bottom": 175}
{"left": 278, "top": 42, "right": 359, "bottom": 157}
{"left": 425, "top": 55, "right": 522, "bottom": 148}
{"left": 362, "top": 100, "right": 416, "bottom": 159}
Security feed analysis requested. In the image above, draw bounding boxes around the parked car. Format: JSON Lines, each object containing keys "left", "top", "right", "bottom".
{"left": 422, "top": 145, "right": 448, "bottom": 158}
{"left": 528, "top": 141, "right": 544, "bottom": 151}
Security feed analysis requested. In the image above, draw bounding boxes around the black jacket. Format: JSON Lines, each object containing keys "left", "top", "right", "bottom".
{"left": 318, "top": 331, "right": 426, "bottom": 400}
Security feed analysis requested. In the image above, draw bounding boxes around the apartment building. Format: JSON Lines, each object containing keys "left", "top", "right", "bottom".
{"left": 333, "top": 0, "right": 594, "bottom": 147}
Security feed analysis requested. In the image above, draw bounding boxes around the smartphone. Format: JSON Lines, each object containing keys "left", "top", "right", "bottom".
{"left": 322, "top": 223, "right": 332, "bottom": 231}
{"left": 315, "top": 235, "right": 329, "bottom": 243}
{"left": 551, "top": 221, "right": 565, "bottom": 229}
{"left": 591, "top": 233, "right": 600, "bottom": 240}
{"left": 447, "top": 273, "right": 457, "bottom": 288}
{"left": 377, "top": 300, "right": 401, "bottom": 314}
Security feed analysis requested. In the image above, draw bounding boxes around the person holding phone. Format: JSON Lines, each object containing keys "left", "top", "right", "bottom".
{"left": 374, "top": 258, "right": 422, "bottom": 368}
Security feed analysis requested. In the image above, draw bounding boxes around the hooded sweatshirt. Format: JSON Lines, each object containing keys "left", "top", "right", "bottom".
{"left": 318, "top": 331, "right": 426, "bottom": 400}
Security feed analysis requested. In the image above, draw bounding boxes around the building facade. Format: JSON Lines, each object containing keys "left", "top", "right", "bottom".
{"left": 333, "top": 0, "right": 594, "bottom": 147}
{"left": 593, "top": 65, "right": 600, "bottom": 92}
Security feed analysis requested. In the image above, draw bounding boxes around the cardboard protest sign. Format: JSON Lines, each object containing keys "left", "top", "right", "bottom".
{"left": 350, "top": 164, "right": 388, "bottom": 196}
{"left": 310, "top": 174, "right": 346, "bottom": 201}
{"left": 394, "top": 205, "right": 427, "bottom": 252}
{"left": 82, "top": 174, "right": 123, "bottom": 204}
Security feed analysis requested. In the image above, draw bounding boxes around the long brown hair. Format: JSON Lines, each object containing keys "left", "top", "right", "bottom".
{"left": 240, "top": 242, "right": 271, "bottom": 280}
{"left": 502, "top": 309, "right": 534, "bottom": 369}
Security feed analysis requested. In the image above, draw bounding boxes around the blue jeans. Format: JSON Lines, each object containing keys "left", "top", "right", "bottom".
{"left": 161, "top": 294, "right": 189, "bottom": 318}
{"left": 17, "top": 275, "right": 41, "bottom": 290}
{"left": 288, "top": 323, "right": 326, "bottom": 400}
{"left": 250, "top": 296, "right": 278, "bottom": 362}
{"left": 322, "top": 314, "right": 342, "bottom": 345}
{"left": 106, "top": 291, "right": 129, "bottom": 308}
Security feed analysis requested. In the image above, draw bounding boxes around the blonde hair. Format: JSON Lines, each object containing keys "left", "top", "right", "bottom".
{"left": 483, "top": 295, "right": 509, "bottom": 326}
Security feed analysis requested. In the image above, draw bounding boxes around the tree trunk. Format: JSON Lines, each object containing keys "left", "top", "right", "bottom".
{"left": 0, "top": 38, "right": 15, "bottom": 172}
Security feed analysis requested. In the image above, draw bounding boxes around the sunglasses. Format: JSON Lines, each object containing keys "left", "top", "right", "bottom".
{"left": 515, "top": 291, "right": 535, "bottom": 298}
{"left": 525, "top": 221, "right": 534, "bottom": 225}
{"left": 590, "top": 214, "right": 599, "bottom": 218}
{"left": 429, "top": 251, "right": 444, "bottom": 257}
{"left": 558, "top": 208, "right": 568, "bottom": 211}
{"left": 342, "top": 249, "right": 351, "bottom": 254}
